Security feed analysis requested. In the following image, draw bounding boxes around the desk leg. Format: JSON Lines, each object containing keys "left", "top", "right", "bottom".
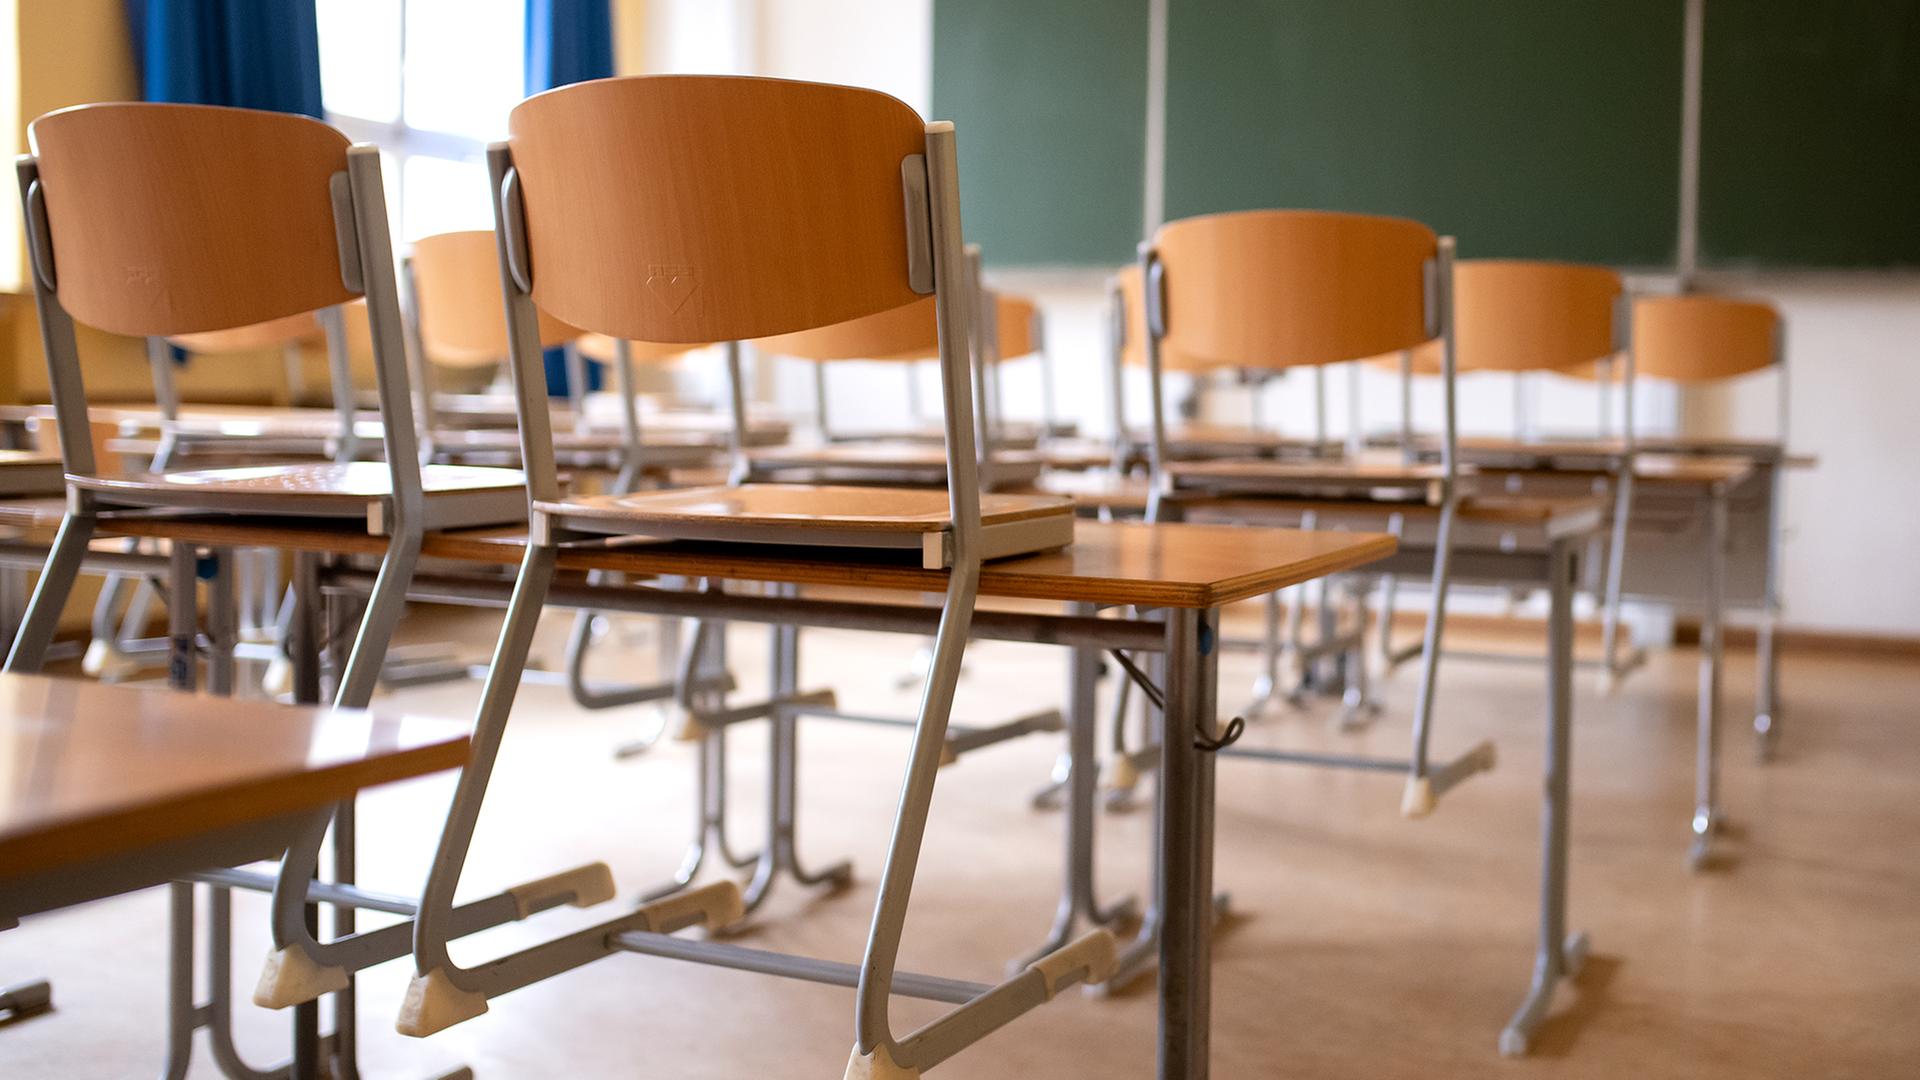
{"left": 1158, "top": 606, "right": 1218, "bottom": 1080}
{"left": 1015, "top": 604, "right": 1136, "bottom": 972}
{"left": 1689, "top": 490, "right": 1730, "bottom": 871}
{"left": 1500, "top": 538, "right": 1587, "bottom": 1056}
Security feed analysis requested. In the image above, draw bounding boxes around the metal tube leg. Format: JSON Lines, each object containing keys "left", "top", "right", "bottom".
{"left": 159, "top": 883, "right": 195, "bottom": 1080}
{"left": 851, "top": 564, "right": 980, "bottom": 1059}
{"left": 1499, "top": 538, "right": 1587, "bottom": 1056}
{"left": 3, "top": 510, "right": 97, "bottom": 673}
{"left": 168, "top": 544, "right": 198, "bottom": 692}
{"left": 1403, "top": 498, "right": 1457, "bottom": 814}
{"left": 1598, "top": 471, "right": 1636, "bottom": 692}
{"left": 1016, "top": 607, "right": 1136, "bottom": 972}
{"left": 412, "top": 545, "right": 559, "bottom": 979}
{"left": 1157, "top": 607, "right": 1216, "bottom": 1080}
{"left": 1754, "top": 608, "right": 1779, "bottom": 758}
{"left": 767, "top": 600, "right": 852, "bottom": 891}
{"left": 329, "top": 800, "right": 360, "bottom": 1080}
{"left": 332, "top": 531, "right": 424, "bottom": 710}
{"left": 1689, "top": 491, "right": 1729, "bottom": 871}
{"left": 1249, "top": 590, "right": 1282, "bottom": 712}
{"left": 205, "top": 886, "right": 288, "bottom": 1080}
{"left": 209, "top": 549, "right": 237, "bottom": 697}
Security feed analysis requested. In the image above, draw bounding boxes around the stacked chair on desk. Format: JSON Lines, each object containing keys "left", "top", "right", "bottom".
{"left": 1, "top": 100, "right": 552, "bottom": 1078}
{"left": 1613, "top": 294, "right": 1795, "bottom": 759}
{"left": 388, "top": 74, "right": 1106, "bottom": 1079}
{"left": 1374, "top": 259, "right": 1650, "bottom": 690}
{"left": 1136, "top": 210, "right": 1611, "bottom": 1052}
{"left": 403, "top": 229, "right": 720, "bottom": 482}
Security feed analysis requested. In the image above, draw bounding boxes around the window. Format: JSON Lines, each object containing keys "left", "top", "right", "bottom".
{"left": 316, "top": 0, "right": 525, "bottom": 242}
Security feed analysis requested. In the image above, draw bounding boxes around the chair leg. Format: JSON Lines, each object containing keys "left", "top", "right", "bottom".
{"left": 3, "top": 511, "right": 96, "bottom": 674}
{"left": 399, "top": 545, "right": 729, "bottom": 1036}
{"left": 332, "top": 530, "right": 424, "bottom": 710}
{"left": 1402, "top": 498, "right": 1457, "bottom": 817}
{"left": 1598, "top": 471, "right": 1636, "bottom": 692}
{"left": 848, "top": 567, "right": 1115, "bottom": 1077}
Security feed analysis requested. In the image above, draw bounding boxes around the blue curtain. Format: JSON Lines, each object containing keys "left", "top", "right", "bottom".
{"left": 127, "top": 0, "right": 324, "bottom": 367}
{"left": 128, "top": 0, "right": 324, "bottom": 116}
{"left": 526, "top": 0, "right": 615, "bottom": 395}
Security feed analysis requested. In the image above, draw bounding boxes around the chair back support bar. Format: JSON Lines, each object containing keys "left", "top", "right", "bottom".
{"left": 504, "top": 75, "right": 931, "bottom": 344}
{"left": 1631, "top": 294, "right": 1780, "bottom": 383}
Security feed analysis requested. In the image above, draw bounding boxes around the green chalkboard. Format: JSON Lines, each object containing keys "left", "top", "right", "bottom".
{"left": 1164, "top": 1, "right": 1686, "bottom": 267}
{"left": 931, "top": 0, "right": 1149, "bottom": 266}
{"left": 1699, "top": 1, "right": 1920, "bottom": 268}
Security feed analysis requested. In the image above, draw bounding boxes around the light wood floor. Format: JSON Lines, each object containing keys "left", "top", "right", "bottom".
{"left": 3, "top": 606, "right": 1916, "bottom": 1078}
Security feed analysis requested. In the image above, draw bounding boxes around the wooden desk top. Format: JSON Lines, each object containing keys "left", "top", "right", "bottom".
{"left": 0, "top": 674, "right": 468, "bottom": 883}
{"left": 101, "top": 517, "right": 1395, "bottom": 610}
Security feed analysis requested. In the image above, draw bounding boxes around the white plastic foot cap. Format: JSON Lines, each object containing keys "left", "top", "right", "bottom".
{"left": 254, "top": 945, "right": 349, "bottom": 1009}
{"left": 396, "top": 969, "right": 489, "bottom": 1038}
{"left": 1400, "top": 776, "right": 1435, "bottom": 818}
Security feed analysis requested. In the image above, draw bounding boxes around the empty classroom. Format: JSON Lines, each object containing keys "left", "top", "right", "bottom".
{"left": 1, "top": 2, "right": 1915, "bottom": 1078}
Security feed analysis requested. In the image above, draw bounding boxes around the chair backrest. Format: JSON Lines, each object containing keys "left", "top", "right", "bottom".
{"left": 29, "top": 103, "right": 356, "bottom": 337}
{"left": 20, "top": 102, "right": 422, "bottom": 503}
{"left": 1113, "top": 265, "right": 1211, "bottom": 372}
{"left": 1409, "top": 259, "right": 1622, "bottom": 373}
{"left": 992, "top": 294, "right": 1039, "bottom": 362}
{"left": 505, "top": 75, "right": 930, "bottom": 344}
{"left": 409, "top": 230, "right": 581, "bottom": 367}
{"left": 1150, "top": 209, "right": 1438, "bottom": 369}
{"left": 754, "top": 296, "right": 939, "bottom": 361}
{"left": 493, "top": 75, "right": 981, "bottom": 545}
{"left": 1631, "top": 294, "right": 1780, "bottom": 383}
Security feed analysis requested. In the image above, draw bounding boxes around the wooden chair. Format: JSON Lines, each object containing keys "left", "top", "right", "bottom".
{"left": 746, "top": 268, "right": 1050, "bottom": 489}
{"left": 5, "top": 103, "right": 526, "bottom": 699}
{"left": 1109, "top": 262, "right": 1351, "bottom": 464}
{"left": 1380, "top": 260, "right": 1642, "bottom": 684}
{"left": 396, "top": 76, "right": 1097, "bottom": 1078}
{"left": 404, "top": 229, "right": 716, "bottom": 481}
{"left": 1601, "top": 294, "right": 1790, "bottom": 761}
{"left": 1144, "top": 209, "right": 1555, "bottom": 815}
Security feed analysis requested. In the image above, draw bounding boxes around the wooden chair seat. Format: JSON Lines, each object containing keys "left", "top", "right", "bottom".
{"left": 746, "top": 441, "right": 1048, "bottom": 486}
{"left": 69, "top": 462, "right": 526, "bottom": 535}
{"left": 536, "top": 483, "right": 1075, "bottom": 569}
{"left": 0, "top": 451, "right": 65, "bottom": 497}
